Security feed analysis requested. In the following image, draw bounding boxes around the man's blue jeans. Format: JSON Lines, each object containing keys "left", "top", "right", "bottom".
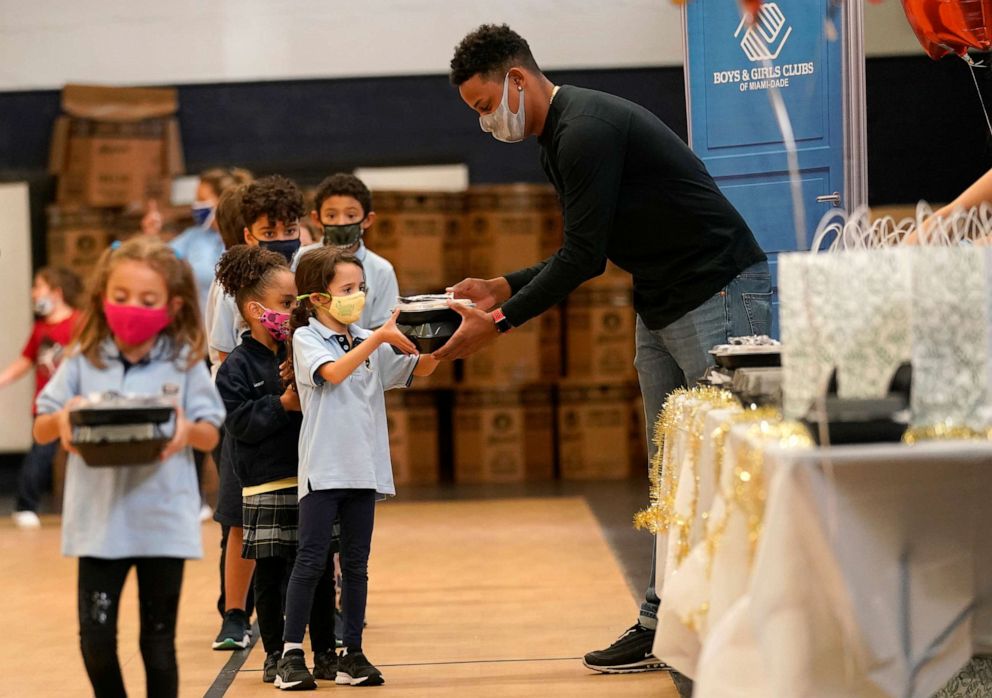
{"left": 633, "top": 261, "right": 772, "bottom": 628}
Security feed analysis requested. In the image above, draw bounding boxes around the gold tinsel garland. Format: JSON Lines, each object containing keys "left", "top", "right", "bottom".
{"left": 903, "top": 421, "right": 992, "bottom": 444}
{"left": 633, "top": 387, "right": 737, "bottom": 534}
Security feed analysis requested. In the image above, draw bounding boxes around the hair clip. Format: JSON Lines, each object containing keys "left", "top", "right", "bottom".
{"left": 110, "top": 240, "right": 122, "bottom": 250}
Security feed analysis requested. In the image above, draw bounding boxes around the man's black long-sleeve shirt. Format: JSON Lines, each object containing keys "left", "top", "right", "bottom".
{"left": 502, "top": 85, "right": 766, "bottom": 331}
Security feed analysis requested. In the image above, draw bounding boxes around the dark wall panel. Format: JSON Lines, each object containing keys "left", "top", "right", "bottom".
{"left": 0, "top": 57, "right": 989, "bottom": 213}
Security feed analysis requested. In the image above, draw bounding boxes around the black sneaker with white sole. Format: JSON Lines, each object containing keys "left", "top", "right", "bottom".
{"left": 212, "top": 609, "right": 250, "bottom": 650}
{"left": 263, "top": 651, "right": 281, "bottom": 683}
{"left": 336, "top": 649, "right": 384, "bottom": 687}
{"left": 274, "top": 649, "right": 317, "bottom": 691}
{"left": 312, "top": 649, "right": 338, "bottom": 681}
{"left": 582, "top": 623, "right": 671, "bottom": 674}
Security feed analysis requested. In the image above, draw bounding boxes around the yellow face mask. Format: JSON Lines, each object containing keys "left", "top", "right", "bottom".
{"left": 304, "top": 291, "right": 366, "bottom": 325}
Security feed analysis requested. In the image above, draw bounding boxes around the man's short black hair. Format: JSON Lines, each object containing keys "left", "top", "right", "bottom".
{"left": 313, "top": 173, "right": 373, "bottom": 217}
{"left": 241, "top": 175, "right": 306, "bottom": 228}
{"left": 449, "top": 24, "right": 540, "bottom": 86}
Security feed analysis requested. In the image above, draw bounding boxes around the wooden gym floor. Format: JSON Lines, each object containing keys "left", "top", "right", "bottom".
{"left": 1, "top": 489, "right": 678, "bottom": 697}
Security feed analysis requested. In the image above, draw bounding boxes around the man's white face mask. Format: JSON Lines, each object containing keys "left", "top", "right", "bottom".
{"left": 479, "top": 72, "right": 526, "bottom": 143}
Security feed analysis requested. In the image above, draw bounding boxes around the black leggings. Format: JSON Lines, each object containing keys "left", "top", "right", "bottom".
{"left": 254, "top": 553, "right": 335, "bottom": 655}
{"left": 284, "top": 489, "right": 375, "bottom": 650}
{"left": 77, "top": 557, "right": 184, "bottom": 698}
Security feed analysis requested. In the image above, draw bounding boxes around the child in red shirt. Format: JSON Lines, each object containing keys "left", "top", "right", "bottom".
{"left": 0, "top": 267, "right": 82, "bottom": 527}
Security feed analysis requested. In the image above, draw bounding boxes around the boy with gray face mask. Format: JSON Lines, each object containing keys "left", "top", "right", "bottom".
{"left": 291, "top": 174, "right": 399, "bottom": 331}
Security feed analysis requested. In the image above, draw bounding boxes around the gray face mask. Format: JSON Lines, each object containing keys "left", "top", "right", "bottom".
{"left": 479, "top": 73, "right": 527, "bottom": 144}
{"left": 33, "top": 296, "right": 54, "bottom": 317}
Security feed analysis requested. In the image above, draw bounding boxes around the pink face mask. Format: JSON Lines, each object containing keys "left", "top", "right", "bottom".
{"left": 103, "top": 300, "right": 172, "bottom": 346}
{"left": 253, "top": 304, "right": 292, "bottom": 342}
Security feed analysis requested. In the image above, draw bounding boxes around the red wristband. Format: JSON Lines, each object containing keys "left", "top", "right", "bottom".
{"left": 492, "top": 308, "right": 513, "bottom": 334}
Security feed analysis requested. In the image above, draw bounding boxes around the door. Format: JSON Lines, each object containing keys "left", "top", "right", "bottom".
{"left": 684, "top": 0, "right": 858, "bottom": 336}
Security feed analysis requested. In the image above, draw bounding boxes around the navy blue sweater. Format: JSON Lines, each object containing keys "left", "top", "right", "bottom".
{"left": 216, "top": 332, "right": 302, "bottom": 489}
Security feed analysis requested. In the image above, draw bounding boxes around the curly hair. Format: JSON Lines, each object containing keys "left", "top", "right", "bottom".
{"left": 74, "top": 237, "right": 205, "bottom": 369}
{"left": 313, "top": 173, "right": 372, "bottom": 218}
{"left": 241, "top": 175, "right": 307, "bottom": 230}
{"left": 449, "top": 24, "right": 540, "bottom": 86}
{"left": 214, "top": 244, "right": 289, "bottom": 314}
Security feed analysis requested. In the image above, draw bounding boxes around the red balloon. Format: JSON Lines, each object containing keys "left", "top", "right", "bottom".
{"left": 900, "top": 0, "right": 992, "bottom": 60}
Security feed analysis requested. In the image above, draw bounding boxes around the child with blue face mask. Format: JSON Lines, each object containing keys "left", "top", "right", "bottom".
{"left": 32, "top": 236, "right": 225, "bottom": 698}
{"left": 275, "top": 247, "right": 438, "bottom": 689}
{"left": 166, "top": 167, "right": 254, "bottom": 316}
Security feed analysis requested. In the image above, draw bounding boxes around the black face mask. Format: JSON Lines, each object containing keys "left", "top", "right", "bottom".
{"left": 259, "top": 238, "right": 301, "bottom": 263}
{"left": 322, "top": 222, "right": 364, "bottom": 248}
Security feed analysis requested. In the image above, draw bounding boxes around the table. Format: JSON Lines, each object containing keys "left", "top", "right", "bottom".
{"left": 646, "top": 393, "right": 992, "bottom": 697}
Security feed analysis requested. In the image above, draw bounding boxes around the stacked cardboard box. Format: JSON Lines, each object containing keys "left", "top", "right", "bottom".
{"left": 453, "top": 387, "right": 554, "bottom": 483}
{"left": 365, "top": 191, "right": 464, "bottom": 296}
{"left": 46, "top": 84, "right": 187, "bottom": 279}
{"left": 558, "top": 383, "right": 639, "bottom": 480}
{"left": 563, "top": 287, "right": 637, "bottom": 384}
{"left": 386, "top": 391, "right": 441, "bottom": 485}
{"left": 49, "top": 85, "right": 184, "bottom": 208}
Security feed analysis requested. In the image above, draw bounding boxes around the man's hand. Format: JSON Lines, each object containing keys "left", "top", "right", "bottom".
{"left": 447, "top": 277, "right": 511, "bottom": 312}
{"left": 432, "top": 302, "right": 500, "bottom": 361}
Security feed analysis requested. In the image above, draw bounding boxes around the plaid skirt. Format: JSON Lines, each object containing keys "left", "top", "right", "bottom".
{"left": 241, "top": 488, "right": 299, "bottom": 560}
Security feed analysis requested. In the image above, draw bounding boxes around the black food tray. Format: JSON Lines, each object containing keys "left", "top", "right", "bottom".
{"left": 714, "top": 352, "right": 781, "bottom": 369}
{"left": 397, "top": 321, "right": 460, "bottom": 353}
{"left": 70, "top": 405, "right": 175, "bottom": 427}
{"left": 801, "top": 419, "right": 907, "bottom": 445}
{"left": 74, "top": 438, "right": 171, "bottom": 467}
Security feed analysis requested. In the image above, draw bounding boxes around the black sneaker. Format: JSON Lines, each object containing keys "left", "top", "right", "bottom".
{"left": 263, "top": 651, "right": 281, "bottom": 683}
{"left": 312, "top": 649, "right": 338, "bottom": 681}
{"left": 275, "top": 649, "right": 317, "bottom": 691}
{"left": 582, "top": 623, "right": 671, "bottom": 674}
{"left": 212, "top": 609, "right": 250, "bottom": 650}
{"left": 336, "top": 649, "right": 384, "bottom": 687}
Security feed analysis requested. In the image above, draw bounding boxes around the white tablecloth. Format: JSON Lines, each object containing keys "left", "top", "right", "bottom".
{"left": 653, "top": 409, "right": 992, "bottom": 697}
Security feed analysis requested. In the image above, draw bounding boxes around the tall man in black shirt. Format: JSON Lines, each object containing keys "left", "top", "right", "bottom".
{"left": 436, "top": 24, "right": 771, "bottom": 674}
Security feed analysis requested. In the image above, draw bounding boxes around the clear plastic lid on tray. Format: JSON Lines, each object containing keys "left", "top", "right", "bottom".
{"left": 396, "top": 293, "right": 474, "bottom": 312}
{"left": 709, "top": 335, "right": 781, "bottom": 356}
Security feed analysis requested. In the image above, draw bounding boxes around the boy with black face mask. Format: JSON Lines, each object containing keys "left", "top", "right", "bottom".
{"left": 291, "top": 174, "right": 398, "bottom": 330}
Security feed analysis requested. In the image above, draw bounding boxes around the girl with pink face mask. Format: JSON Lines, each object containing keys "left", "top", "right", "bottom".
{"left": 212, "top": 244, "right": 338, "bottom": 684}
{"left": 32, "top": 236, "right": 225, "bottom": 698}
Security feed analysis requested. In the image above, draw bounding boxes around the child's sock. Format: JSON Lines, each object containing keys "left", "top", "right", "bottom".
{"left": 283, "top": 641, "right": 304, "bottom": 655}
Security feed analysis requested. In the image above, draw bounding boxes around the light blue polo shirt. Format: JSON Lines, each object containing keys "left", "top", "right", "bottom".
{"left": 36, "top": 338, "right": 226, "bottom": 559}
{"left": 291, "top": 242, "right": 399, "bottom": 329}
{"left": 169, "top": 225, "right": 226, "bottom": 317}
{"left": 292, "top": 316, "right": 417, "bottom": 499}
{"left": 207, "top": 280, "right": 248, "bottom": 374}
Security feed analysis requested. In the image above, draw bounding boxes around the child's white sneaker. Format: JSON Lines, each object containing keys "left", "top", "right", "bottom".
{"left": 12, "top": 511, "right": 41, "bottom": 529}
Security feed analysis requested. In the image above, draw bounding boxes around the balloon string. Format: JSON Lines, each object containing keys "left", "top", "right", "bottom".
{"left": 968, "top": 62, "right": 992, "bottom": 140}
